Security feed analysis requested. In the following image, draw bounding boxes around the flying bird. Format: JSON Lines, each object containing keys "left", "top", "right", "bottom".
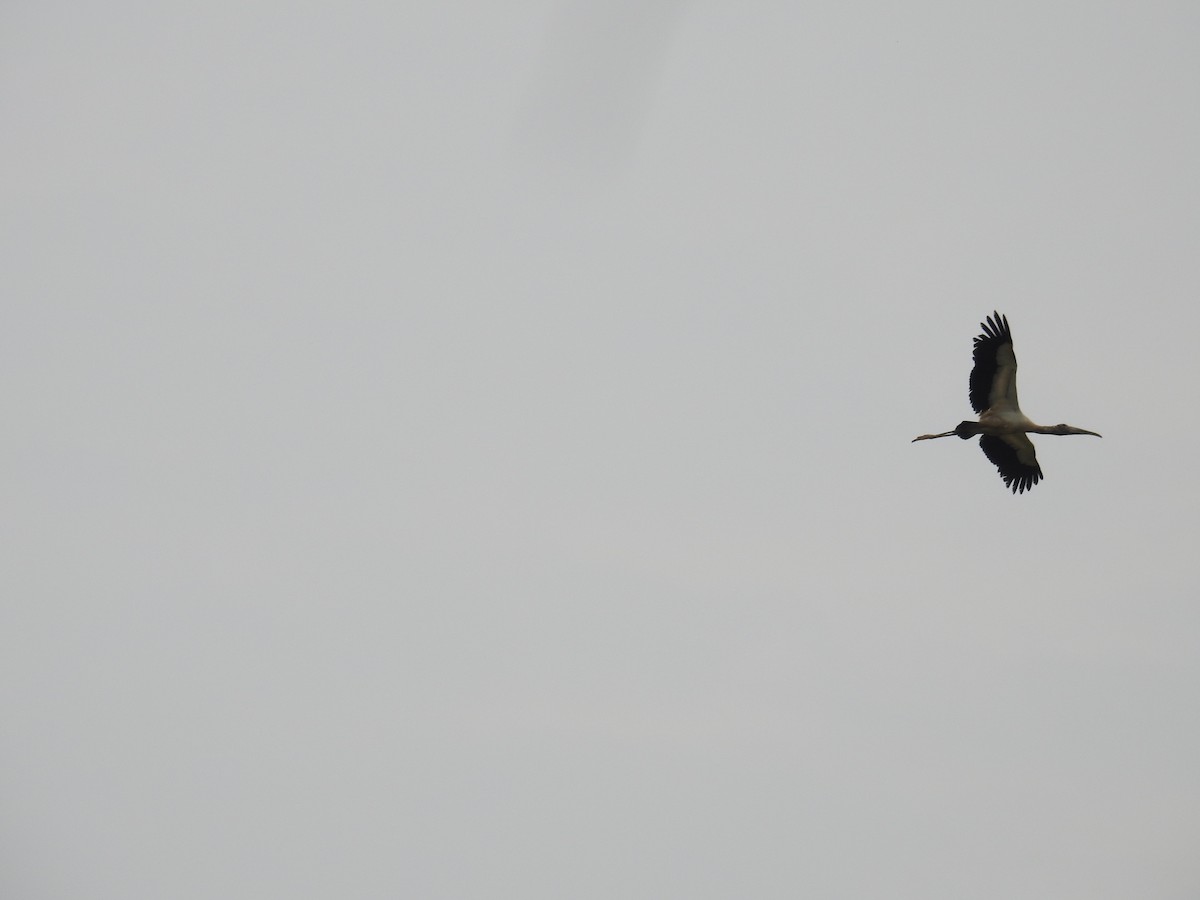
{"left": 913, "top": 312, "right": 1101, "bottom": 493}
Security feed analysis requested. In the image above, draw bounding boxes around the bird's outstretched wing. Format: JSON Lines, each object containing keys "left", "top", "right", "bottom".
{"left": 969, "top": 312, "right": 1019, "bottom": 414}
{"left": 979, "top": 434, "right": 1043, "bottom": 494}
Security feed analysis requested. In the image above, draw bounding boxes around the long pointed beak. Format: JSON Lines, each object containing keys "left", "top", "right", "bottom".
{"left": 1075, "top": 429, "right": 1102, "bottom": 437}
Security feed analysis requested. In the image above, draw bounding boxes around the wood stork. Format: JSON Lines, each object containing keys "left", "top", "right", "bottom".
{"left": 913, "top": 312, "right": 1101, "bottom": 494}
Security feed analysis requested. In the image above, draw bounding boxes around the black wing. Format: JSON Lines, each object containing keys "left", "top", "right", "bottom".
{"left": 979, "top": 434, "right": 1043, "bottom": 494}
{"left": 969, "top": 311, "right": 1014, "bottom": 414}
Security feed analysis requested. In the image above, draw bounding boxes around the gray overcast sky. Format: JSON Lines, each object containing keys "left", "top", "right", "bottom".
{"left": 3, "top": 2, "right": 1199, "bottom": 897}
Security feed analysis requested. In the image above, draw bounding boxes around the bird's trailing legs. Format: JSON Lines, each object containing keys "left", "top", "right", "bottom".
{"left": 912, "top": 421, "right": 979, "bottom": 442}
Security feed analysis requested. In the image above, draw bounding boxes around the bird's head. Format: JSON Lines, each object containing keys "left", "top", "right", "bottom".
{"left": 1047, "top": 423, "right": 1102, "bottom": 437}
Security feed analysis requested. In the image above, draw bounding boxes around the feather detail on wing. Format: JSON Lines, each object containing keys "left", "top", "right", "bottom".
{"left": 979, "top": 434, "right": 1043, "bottom": 494}
{"left": 969, "top": 312, "right": 1019, "bottom": 414}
